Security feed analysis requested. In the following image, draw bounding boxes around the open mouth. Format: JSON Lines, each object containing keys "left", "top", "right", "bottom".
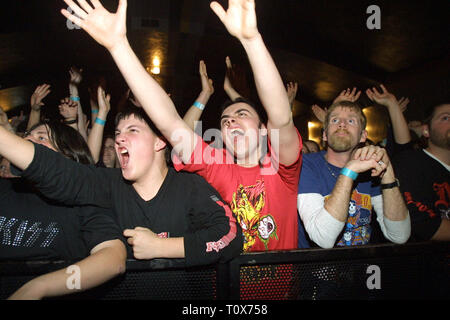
{"left": 117, "top": 147, "right": 130, "bottom": 169}
{"left": 229, "top": 128, "right": 245, "bottom": 137}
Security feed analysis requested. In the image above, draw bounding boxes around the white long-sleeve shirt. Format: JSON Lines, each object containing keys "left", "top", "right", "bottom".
{"left": 297, "top": 193, "right": 410, "bottom": 248}
{"left": 297, "top": 151, "right": 410, "bottom": 248}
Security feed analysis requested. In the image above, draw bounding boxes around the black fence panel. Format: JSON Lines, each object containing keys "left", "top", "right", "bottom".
{"left": 228, "top": 242, "right": 449, "bottom": 300}
{"left": 1, "top": 241, "right": 448, "bottom": 300}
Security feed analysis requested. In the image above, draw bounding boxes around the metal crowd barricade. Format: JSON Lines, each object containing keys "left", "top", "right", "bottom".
{"left": 0, "top": 241, "right": 448, "bottom": 300}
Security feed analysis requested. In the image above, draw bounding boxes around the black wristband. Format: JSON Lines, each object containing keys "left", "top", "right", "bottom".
{"left": 380, "top": 178, "right": 400, "bottom": 190}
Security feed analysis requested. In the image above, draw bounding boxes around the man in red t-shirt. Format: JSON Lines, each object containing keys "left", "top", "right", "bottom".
{"left": 170, "top": 1, "right": 305, "bottom": 252}
{"left": 172, "top": 125, "right": 302, "bottom": 252}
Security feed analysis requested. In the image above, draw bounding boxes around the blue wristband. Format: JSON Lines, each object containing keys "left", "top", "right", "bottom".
{"left": 70, "top": 96, "right": 80, "bottom": 102}
{"left": 193, "top": 101, "right": 205, "bottom": 110}
{"left": 340, "top": 167, "right": 358, "bottom": 180}
{"left": 91, "top": 109, "right": 99, "bottom": 114}
{"left": 95, "top": 117, "right": 106, "bottom": 126}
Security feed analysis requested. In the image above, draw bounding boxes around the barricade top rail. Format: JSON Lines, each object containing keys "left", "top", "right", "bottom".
{"left": 0, "top": 241, "right": 447, "bottom": 275}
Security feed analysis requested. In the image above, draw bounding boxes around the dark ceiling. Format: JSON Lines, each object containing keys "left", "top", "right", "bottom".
{"left": 0, "top": 0, "right": 449, "bottom": 138}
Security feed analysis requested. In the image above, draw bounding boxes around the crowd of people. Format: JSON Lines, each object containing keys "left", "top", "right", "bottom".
{"left": 0, "top": 0, "right": 448, "bottom": 299}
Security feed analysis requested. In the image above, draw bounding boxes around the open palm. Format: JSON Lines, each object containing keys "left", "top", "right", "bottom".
{"left": 61, "top": 0, "right": 127, "bottom": 51}
{"left": 210, "top": 0, "right": 259, "bottom": 40}
{"left": 366, "top": 84, "right": 397, "bottom": 107}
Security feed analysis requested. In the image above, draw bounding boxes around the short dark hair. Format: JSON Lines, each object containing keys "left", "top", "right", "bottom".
{"left": 27, "top": 120, "right": 94, "bottom": 165}
{"left": 220, "top": 97, "right": 268, "bottom": 126}
{"left": 115, "top": 106, "right": 163, "bottom": 137}
{"left": 114, "top": 106, "right": 171, "bottom": 166}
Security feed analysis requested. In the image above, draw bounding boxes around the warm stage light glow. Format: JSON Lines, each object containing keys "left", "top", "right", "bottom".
{"left": 361, "top": 106, "right": 388, "bottom": 143}
{"left": 150, "top": 66, "right": 160, "bottom": 75}
{"left": 148, "top": 56, "right": 162, "bottom": 74}
{"left": 308, "top": 121, "right": 322, "bottom": 146}
{"left": 152, "top": 56, "right": 161, "bottom": 67}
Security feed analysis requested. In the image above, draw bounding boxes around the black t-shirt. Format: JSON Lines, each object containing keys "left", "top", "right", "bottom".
{"left": 0, "top": 178, "right": 122, "bottom": 261}
{"left": 21, "top": 143, "right": 243, "bottom": 267}
{"left": 392, "top": 149, "right": 449, "bottom": 241}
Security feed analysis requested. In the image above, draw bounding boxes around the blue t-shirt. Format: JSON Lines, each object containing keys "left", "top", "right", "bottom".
{"left": 298, "top": 151, "right": 381, "bottom": 246}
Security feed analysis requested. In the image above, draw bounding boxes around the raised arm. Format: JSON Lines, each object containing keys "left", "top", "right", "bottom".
{"left": 68, "top": 67, "right": 89, "bottom": 141}
{"left": 223, "top": 56, "right": 243, "bottom": 101}
{"left": 366, "top": 84, "right": 411, "bottom": 145}
{"left": 88, "top": 87, "right": 99, "bottom": 124}
{"left": 311, "top": 104, "right": 327, "bottom": 123}
{"left": 87, "top": 86, "right": 111, "bottom": 163}
{"left": 62, "top": 0, "right": 196, "bottom": 162}
{"left": 28, "top": 84, "right": 51, "bottom": 131}
{"left": 286, "top": 82, "right": 298, "bottom": 110}
{"left": 183, "top": 60, "right": 214, "bottom": 131}
{"left": 210, "top": 0, "right": 300, "bottom": 165}
{"left": 333, "top": 87, "right": 361, "bottom": 104}
{"left": 8, "top": 239, "right": 126, "bottom": 300}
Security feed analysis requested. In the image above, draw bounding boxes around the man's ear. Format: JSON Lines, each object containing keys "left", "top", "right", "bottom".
{"left": 154, "top": 137, "right": 167, "bottom": 152}
{"left": 322, "top": 128, "right": 328, "bottom": 142}
{"left": 359, "top": 130, "right": 368, "bottom": 143}
{"left": 422, "top": 125, "right": 430, "bottom": 138}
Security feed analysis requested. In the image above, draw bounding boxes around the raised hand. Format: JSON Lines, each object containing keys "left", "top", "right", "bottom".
{"left": 210, "top": 0, "right": 259, "bottom": 41}
{"left": 333, "top": 87, "right": 361, "bottom": 104}
{"left": 311, "top": 104, "right": 327, "bottom": 123}
{"left": 97, "top": 86, "right": 111, "bottom": 114}
{"left": 223, "top": 56, "right": 238, "bottom": 98}
{"left": 127, "top": 89, "right": 142, "bottom": 108}
{"left": 69, "top": 67, "right": 83, "bottom": 86}
{"left": 286, "top": 82, "right": 298, "bottom": 107}
{"left": 408, "top": 120, "right": 423, "bottom": 137}
{"left": 9, "top": 111, "right": 26, "bottom": 129}
{"left": 398, "top": 97, "right": 410, "bottom": 113}
{"left": 30, "top": 84, "right": 51, "bottom": 111}
{"left": 199, "top": 60, "right": 214, "bottom": 97}
{"left": 365, "top": 84, "right": 398, "bottom": 108}
{"left": 61, "top": 0, "right": 128, "bottom": 51}
{"left": 224, "top": 56, "right": 232, "bottom": 87}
